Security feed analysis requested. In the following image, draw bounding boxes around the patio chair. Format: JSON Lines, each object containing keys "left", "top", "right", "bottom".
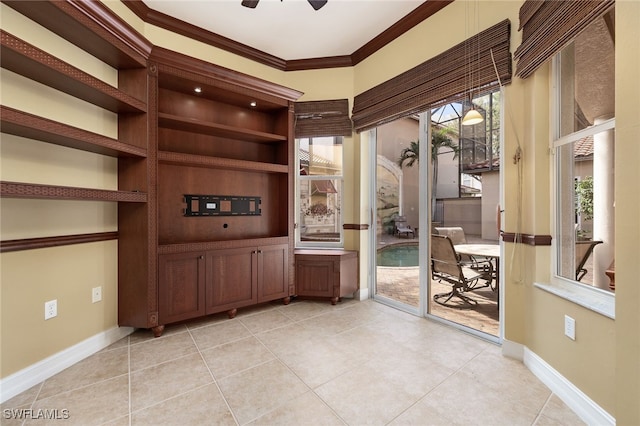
{"left": 434, "top": 226, "right": 493, "bottom": 281}
{"left": 430, "top": 234, "right": 484, "bottom": 308}
{"left": 394, "top": 216, "right": 415, "bottom": 238}
{"left": 434, "top": 227, "right": 467, "bottom": 245}
{"left": 575, "top": 240, "right": 603, "bottom": 281}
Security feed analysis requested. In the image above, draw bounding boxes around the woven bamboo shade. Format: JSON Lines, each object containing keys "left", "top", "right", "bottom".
{"left": 294, "top": 99, "right": 352, "bottom": 138}
{"left": 514, "top": 0, "right": 614, "bottom": 79}
{"left": 352, "top": 19, "right": 511, "bottom": 133}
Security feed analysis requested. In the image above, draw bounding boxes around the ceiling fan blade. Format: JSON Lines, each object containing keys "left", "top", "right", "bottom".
{"left": 241, "top": 0, "right": 260, "bottom": 8}
{"left": 308, "top": 0, "right": 328, "bottom": 11}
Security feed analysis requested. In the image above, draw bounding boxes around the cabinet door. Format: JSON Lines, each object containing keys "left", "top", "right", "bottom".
{"left": 158, "top": 252, "right": 206, "bottom": 324}
{"left": 295, "top": 257, "right": 335, "bottom": 299}
{"left": 257, "top": 244, "right": 289, "bottom": 303}
{"left": 206, "top": 247, "right": 257, "bottom": 313}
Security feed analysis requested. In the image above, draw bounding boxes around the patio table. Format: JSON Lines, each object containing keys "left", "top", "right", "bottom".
{"left": 454, "top": 244, "right": 500, "bottom": 307}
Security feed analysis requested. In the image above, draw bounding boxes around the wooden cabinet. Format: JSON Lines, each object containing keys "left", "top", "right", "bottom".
{"left": 151, "top": 47, "right": 301, "bottom": 334}
{"left": 158, "top": 243, "right": 290, "bottom": 331}
{"left": 257, "top": 244, "right": 290, "bottom": 303}
{"left": 159, "top": 252, "right": 206, "bottom": 325}
{"left": 295, "top": 250, "right": 358, "bottom": 304}
{"left": 207, "top": 247, "right": 256, "bottom": 314}
{"left": 206, "top": 243, "right": 289, "bottom": 317}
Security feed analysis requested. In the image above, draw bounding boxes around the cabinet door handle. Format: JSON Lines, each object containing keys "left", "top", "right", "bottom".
{"left": 198, "top": 255, "right": 204, "bottom": 260}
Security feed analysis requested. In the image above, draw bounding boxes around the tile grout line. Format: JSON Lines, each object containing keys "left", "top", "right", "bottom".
{"left": 385, "top": 340, "right": 495, "bottom": 425}
{"left": 186, "top": 325, "right": 240, "bottom": 426}
{"left": 240, "top": 303, "right": 352, "bottom": 426}
{"left": 531, "top": 391, "right": 554, "bottom": 425}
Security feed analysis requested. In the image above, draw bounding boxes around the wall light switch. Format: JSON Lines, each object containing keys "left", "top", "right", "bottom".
{"left": 564, "top": 315, "right": 576, "bottom": 340}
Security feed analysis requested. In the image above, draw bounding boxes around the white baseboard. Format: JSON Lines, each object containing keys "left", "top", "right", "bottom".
{"left": 0, "top": 326, "right": 134, "bottom": 404}
{"left": 355, "top": 287, "right": 370, "bottom": 300}
{"left": 501, "top": 339, "right": 525, "bottom": 360}
{"left": 523, "top": 347, "right": 615, "bottom": 426}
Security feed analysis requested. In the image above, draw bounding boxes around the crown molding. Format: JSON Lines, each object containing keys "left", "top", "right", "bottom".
{"left": 122, "top": 0, "right": 453, "bottom": 71}
{"left": 123, "top": 0, "right": 286, "bottom": 70}
{"left": 150, "top": 46, "right": 303, "bottom": 102}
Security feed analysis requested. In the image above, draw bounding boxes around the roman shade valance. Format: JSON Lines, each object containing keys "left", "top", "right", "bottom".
{"left": 294, "top": 99, "right": 352, "bottom": 138}
{"left": 352, "top": 19, "right": 512, "bottom": 133}
{"left": 514, "top": 0, "right": 615, "bottom": 79}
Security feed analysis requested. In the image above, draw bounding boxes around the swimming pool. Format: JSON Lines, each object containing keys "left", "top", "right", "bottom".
{"left": 377, "top": 243, "right": 419, "bottom": 267}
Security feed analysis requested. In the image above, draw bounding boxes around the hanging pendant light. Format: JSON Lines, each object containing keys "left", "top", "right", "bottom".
{"left": 462, "top": 107, "right": 483, "bottom": 126}
{"left": 462, "top": 0, "right": 484, "bottom": 127}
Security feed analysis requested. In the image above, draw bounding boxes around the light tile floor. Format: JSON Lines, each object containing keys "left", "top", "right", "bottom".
{"left": 2, "top": 299, "right": 585, "bottom": 426}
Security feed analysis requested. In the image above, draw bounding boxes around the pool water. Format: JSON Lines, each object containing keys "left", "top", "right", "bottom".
{"left": 377, "top": 244, "right": 419, "bottom": 267}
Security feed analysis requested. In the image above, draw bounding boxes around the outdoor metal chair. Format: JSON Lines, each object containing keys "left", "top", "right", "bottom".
{"left": 431, "top": 234, "right": 485, "bottom": 308}
{"left": 434, "top": 226, "right": 467, "bottom": 245}
{"left": 394, "top": 216, "right": 415, "bottom": 238}
{"left": 434, "top": 226, "right": 493, "bottom": 285}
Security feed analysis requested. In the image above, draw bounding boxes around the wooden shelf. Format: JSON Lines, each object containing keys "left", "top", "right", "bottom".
{"left": 0, "top": 181, "right": 147, "bottom": 203}
{"left": 158, "top": 236, "right": 290, "bottom": 255}
{"left": 158, "top": 151, "right": 288, "bottom": 173}
{"left": 1, "top": 106, "right": 147, "bottom": 158}
{"left": 1, "top": 30, "right": 146, "bottom": 113}
{"left": 158, "top": 113, "right": 287, "bottom": 143}
{"left": 2, "top": 0, "right": 150, "bottom": 69}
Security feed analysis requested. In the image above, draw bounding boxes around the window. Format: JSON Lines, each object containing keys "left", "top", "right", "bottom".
{"left": 553, "top": 8, "right": 615, "bottom": 293}
{"left": 460, "top": 91, "right": 501, "bottom": 176}
{"left": 296, "top": 136, "right": 344, "bottom": 247}
{"left": 430, "top": 88, "right": 501, "bottom": 201}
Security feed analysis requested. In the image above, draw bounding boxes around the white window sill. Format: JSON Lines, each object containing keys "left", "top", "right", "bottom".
{"left": 534, "top": 280, "right": 615, "bottom": 319}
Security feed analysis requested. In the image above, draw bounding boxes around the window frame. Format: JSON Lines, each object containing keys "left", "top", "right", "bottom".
{"left": 295, "top": 136, "right": 345, "bottom": 249}
{"left": 545, "top": 46, "right": 615, "bottom": 319}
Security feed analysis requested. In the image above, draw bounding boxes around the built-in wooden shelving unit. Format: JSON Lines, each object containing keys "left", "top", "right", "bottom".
{"left": 157, "top": 151, "right": 288, "bottom": 174}
{"left": 0, "top": 181, "right": 147, "bottom": 203}
{"left": 2, "top": 0, "right": 303, "bottom": 337}
{"left": 1, "top": 31, "right": 146, "bottom": 113}
{"left": 0, "top": 106, "right": 146, "bottom": 158}
{"left": 158, "top": 113, "right": 287, "bottom": 144}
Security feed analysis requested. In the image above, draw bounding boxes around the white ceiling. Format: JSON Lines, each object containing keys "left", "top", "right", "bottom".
{"left": 142, "top": 0, "right": 425, "bottom": 61}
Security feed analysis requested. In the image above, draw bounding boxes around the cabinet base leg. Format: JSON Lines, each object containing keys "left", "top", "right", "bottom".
{"left": 331, "top": 297, "right": 339, "bottom": 305}
{"left": 228, "top": 308, "right": 237, "bottom": 319}
{"left": 283, "top": 296, "right": 291, "bottom": 305}
{"left": 152, "top": 325, "right": 165, "bottom": 337}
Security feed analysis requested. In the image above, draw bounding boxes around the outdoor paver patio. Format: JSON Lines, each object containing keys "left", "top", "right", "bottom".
{"left": 376, "top": 265, "right": 500, "bottom": 336}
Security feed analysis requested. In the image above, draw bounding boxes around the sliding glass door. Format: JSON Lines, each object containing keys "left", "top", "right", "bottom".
{"left": 370, "top": 93, "right": 502, "bottom": 340}
{"left": 372, "top": 113, "right": 428, "bottom": 314}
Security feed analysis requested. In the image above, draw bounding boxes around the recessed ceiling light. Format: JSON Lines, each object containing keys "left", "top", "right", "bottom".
{"left": 250, "top": 101, "right": 257, "bottom": 107}
{"left": 194, "top": 87, "right": 202, "bottom": 93}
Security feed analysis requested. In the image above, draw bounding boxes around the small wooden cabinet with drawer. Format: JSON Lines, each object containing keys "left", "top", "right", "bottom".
{"left": 294, "top": 249, "right": 358, "bottom": 304}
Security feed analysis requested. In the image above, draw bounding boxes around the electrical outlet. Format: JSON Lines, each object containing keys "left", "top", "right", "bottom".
{"left": 564, "top": 315, "right": 576, "bottom": 340}
{"left": 45, "top": 299, "right": 57, "bottom": 320}
{"left": 92, "top": 286, "right": 102, "bottom": 303}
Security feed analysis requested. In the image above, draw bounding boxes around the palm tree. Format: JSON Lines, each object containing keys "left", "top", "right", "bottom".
{"left": 397, "top": 127, "right": 458, "bottom": 216}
